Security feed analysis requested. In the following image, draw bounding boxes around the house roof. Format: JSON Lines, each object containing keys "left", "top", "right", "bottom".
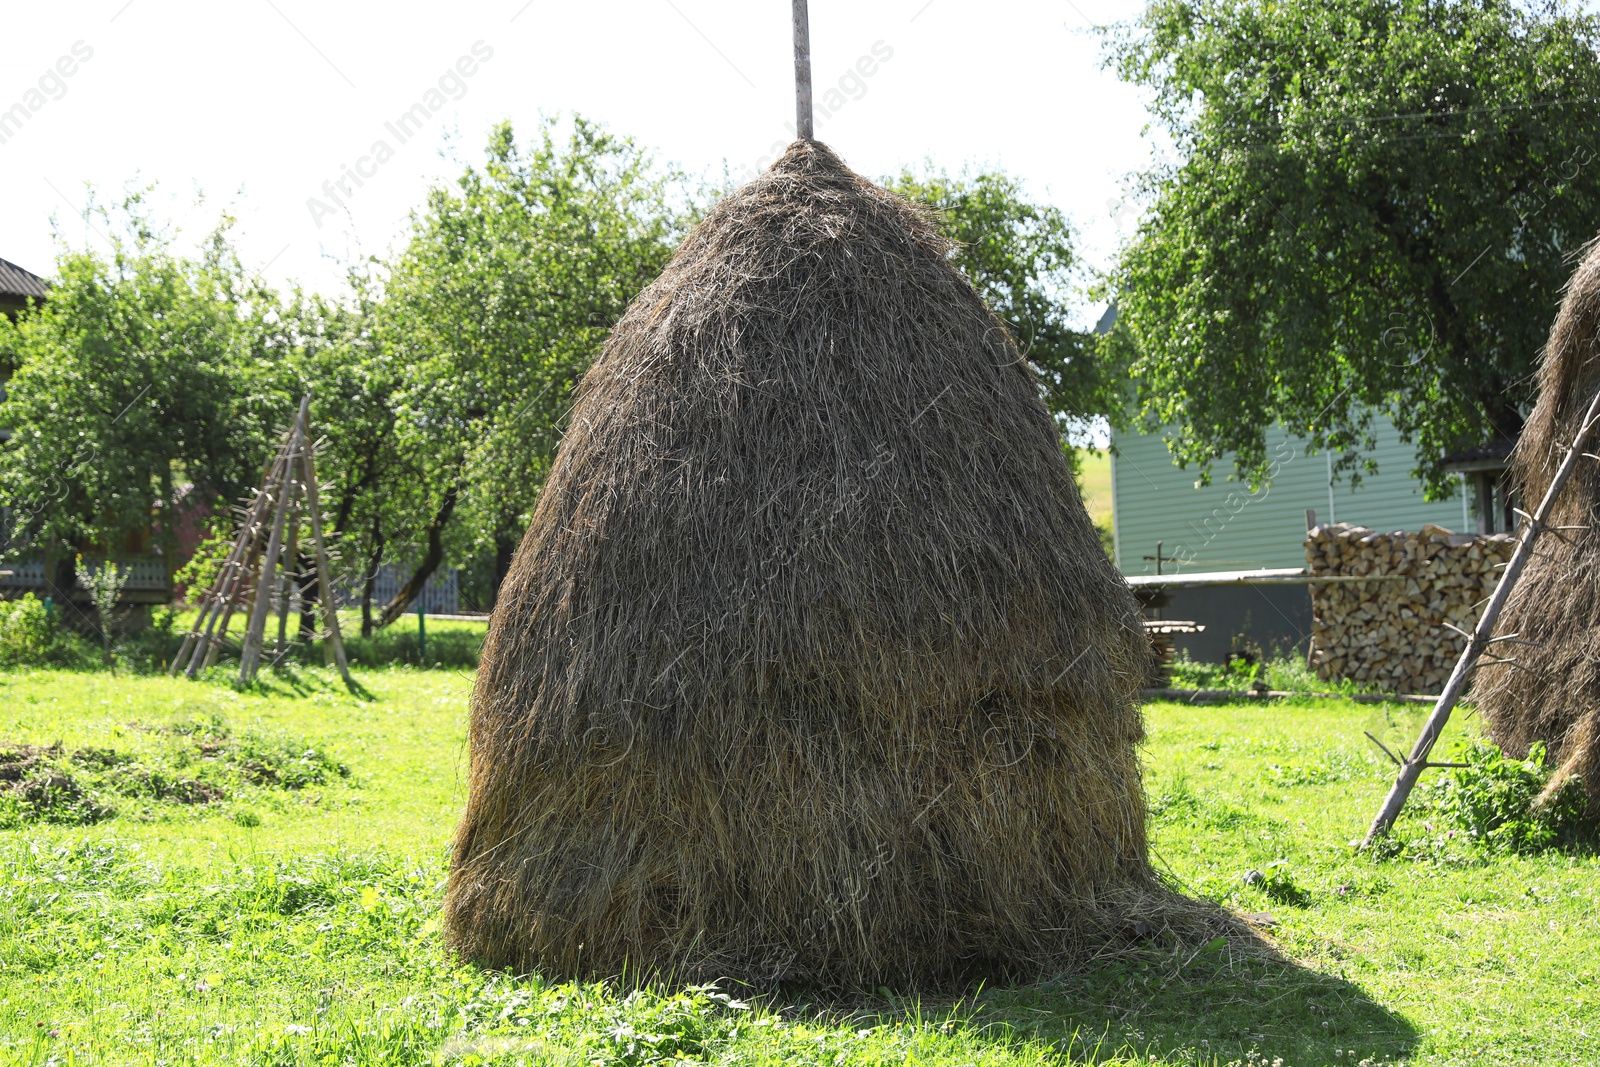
{"left": 1440, "top": 439, "right": 1515, "bottom": 474}
{"left": 0, "top": 258, "right": 49, "bottom": 301}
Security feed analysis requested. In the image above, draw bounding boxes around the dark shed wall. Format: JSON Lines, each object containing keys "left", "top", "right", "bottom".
{"left": 1158, "top": 584, "right": 1313, "bottom": 662}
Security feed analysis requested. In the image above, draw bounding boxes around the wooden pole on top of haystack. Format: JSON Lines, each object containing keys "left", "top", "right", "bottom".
{"left": 793, "top": 0, "right": 813, "bottom": 140}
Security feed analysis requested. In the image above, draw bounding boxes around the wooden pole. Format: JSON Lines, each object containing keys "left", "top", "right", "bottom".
{"left": 172, "top": 518, "right": 251, "bottom": 676}
{"left": 299, "top": 407, "right": 353, "bottom": 686}
{"left": 793, "top": 0, "right": 813, "bottom": 140}
{"left": 238, "top": 398, "right": 306, "bottom": 684}
{"left": 201, "top": 528, "right": 263, "bottom": 671}
{"left": 274, "top": 436, "right": 306, "bottom": 658}
{"left": 185, "top": 446, "right": 288, "bottom": 677}
{"left": 169, "top": 453, "right": 277, "bottom": 675}
{"left": 1363, "top": 383, "right": 1600, "bottom": 845}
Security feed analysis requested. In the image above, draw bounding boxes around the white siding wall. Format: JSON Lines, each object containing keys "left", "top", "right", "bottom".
{"left": 1112, "top": 418, "right": 1467, "bottom": 575}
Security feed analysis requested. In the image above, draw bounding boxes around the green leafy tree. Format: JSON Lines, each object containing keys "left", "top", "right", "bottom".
{"left": 1104, "top": 0, "right": 1600, "bottom": 492}
{"left": 282, "top": 277, "right": 433, "bottom": 636}
{"left": 887, "top": 167, "right": 1110, "bottom": 439}
{"left": 0, "top": 195, "right": 296, "bottom": 567}
{"left": 373, "top": 116, "right": 689, "bottom": 623}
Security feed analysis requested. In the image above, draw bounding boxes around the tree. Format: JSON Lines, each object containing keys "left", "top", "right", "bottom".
{"left": 281, "top": 277, "right": 432, "bottom": 636}
{"left": 0, "top": 195, "right": 295, "bottom": 567}
{"left": 1104, "top": 0, "right": 1600, "bottom": 493}
{"left": 371, "top": 116, "right": 688, "bottom": 623}
{"left": 887, "top": 167, "right": 1111, "bottom": 440}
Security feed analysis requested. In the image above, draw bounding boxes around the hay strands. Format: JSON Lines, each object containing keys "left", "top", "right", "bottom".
{"left": 168, "top": 393, "right": 352, "bottom": 687}
{"left": 1363, "top": 381, "right": 1600, "bottom": 845}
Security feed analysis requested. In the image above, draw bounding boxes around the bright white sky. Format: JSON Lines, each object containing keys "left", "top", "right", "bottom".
{"left": 1, "top": 0, "right": 1156, "bottom": 310}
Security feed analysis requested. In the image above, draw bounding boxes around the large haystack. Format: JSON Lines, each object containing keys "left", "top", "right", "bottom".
{"left": 1477, "top": 237, "right": 1600, "bottom": 807}
{"left": 444, "top": 141, "right": 1159, "bottom": 985}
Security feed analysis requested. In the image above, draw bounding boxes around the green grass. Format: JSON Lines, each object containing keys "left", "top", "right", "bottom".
{"left": 153, "top": 609, "right": 489, "bottom": 672}
{"left": 0, "top": 669, "right": 1595, "bottom": 1066}
{"left": 1075, "top": 448, "right": 1113, "bottom": 530}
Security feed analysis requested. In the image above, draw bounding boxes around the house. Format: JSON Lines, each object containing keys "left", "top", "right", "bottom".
{"left": 1111, "top": 416, "right": 1493, "bottom": 662}
{"left": 0, "top": 255, "right": 170, "bottom": 620}
{"left": 0, "top": 256, "right": 48, "bottom": 318}
{"left": 1440, "top": 440, "right": 1515, "bottom": 534}
{"left": 0, "top": 256, "right": 50, "bottom": 445}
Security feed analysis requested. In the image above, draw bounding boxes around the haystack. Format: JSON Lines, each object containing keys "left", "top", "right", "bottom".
{"left": 444, "top": 141, "right": 1160, "bottom": 985}
{"left": 1477, "top": 236, "right": 1600, "bottom": 808}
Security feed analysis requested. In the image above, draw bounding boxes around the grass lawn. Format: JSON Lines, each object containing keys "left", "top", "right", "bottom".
{"left": 1, "top": 668, "right": 1595, "bottom": 1066}
{"left": 1075, "top": 448, "right": 1113, "bottom": 531}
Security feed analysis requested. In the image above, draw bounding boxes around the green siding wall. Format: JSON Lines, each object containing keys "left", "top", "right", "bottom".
{"left": 1111, "top": 418, "right": 1467, "bottom": 575}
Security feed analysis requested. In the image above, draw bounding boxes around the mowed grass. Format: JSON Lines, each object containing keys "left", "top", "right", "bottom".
{"left": 1, "top": 668, "right": 1596, "bottom": 1066}
{"left": 1075, "top": 448, "right": 1113, "bottom": 530}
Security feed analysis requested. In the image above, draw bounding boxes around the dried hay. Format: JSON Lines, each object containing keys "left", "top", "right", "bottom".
{"left": 444, "top": 141, "right": 1197, "bottom": 986}
{"left": 1477, "top": 235, "right": 1600, "bottom": 807}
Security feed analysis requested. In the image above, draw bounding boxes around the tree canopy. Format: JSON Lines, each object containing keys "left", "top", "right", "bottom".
{"left": 371, "top": 116, "right": 689, "bottom": 621}
{"left": 1104, "top": 0, "right": 1600, "bottom": 493}
{"left": 887, "top": 167, "right": 1110, "bottom": 439}
{"left": 0, "top": 124, "right": 1118, "bottom": 627}
{"left": 0, "top": 197, "right": 293, "bottom": 558}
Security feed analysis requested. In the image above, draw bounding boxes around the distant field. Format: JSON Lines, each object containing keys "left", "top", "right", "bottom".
{"left": 1076, "top": 447, "right": 1113, "bottom": 529}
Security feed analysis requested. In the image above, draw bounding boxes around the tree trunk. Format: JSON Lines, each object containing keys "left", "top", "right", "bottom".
{"left": 491, "top": 531, "right": 518, "bottom": 610}
{"left": 361, "top": 515, "right": 384, "bottom": 639}
{"left": 377, "top": 485, "right": 459, "bottom": 628}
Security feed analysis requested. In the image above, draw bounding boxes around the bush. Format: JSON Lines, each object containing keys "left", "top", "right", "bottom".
{"left": 1429, "top": 740, "right": 1597, "bottom": 853}
{"left": 173, "top": 514, "right": 233, "bottom": 600}
{"left": 0, "top": 594, "right": 97, "bottom": 668}
{"left": 339, "top": 622, "right": 483, "bottom": 670}
{"left": 1169, "top": 649, "right": 1265, "bottom": 690}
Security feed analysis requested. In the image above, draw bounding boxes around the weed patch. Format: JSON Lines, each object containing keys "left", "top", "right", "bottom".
{"left": 0, "top": 716, "right": 349, "bottom": 827}
{"left": 1419, "top": 739, "right": 1597, "bottom": 854}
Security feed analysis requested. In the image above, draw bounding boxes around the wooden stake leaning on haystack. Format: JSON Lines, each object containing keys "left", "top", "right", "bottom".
{"left": 1363, "top": 314, "right": 1600, "bottom": 845}
{"left": 169, "top": 394, "right": 351, "bottom": 687}
{"left": 1473, "top": 237, "right": 1600, "bottom": 820}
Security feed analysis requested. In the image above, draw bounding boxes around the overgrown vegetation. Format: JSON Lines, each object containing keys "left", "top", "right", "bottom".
{"left": 1167, "top": 649, "right": 1352, "bottom": 694}
{"left": 0, "top": 598, "right": 486, "bottom": 675}
{"left": 0, "top": 594, "right": 96, "bottom": 669}
{"left": 1424, "top": 739, "right": 1597, "bottom": 854}
{"left": 0, "top": 712, "right": 349, "bottom": 828}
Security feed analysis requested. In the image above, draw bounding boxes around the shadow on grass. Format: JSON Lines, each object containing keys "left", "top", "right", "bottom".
{"left": 772, "top": 924, "right": 1416, "bottom": 1067}
{"left": 971, "top": 942, "right": 1416, "bottom": 1066}
{"left": 233, "top": 662, "right": 377, "bottom": 702}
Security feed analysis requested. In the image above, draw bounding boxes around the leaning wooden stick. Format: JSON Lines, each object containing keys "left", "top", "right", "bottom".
{"left": 169, "top": 453, "right": 279, "bottom": 675}
{"left": 273, "top": 450, "right": 306, "bottom": 657}
{"left": 183, "top": 447, "right": 288, "bottom": 677}
{"left": 238, "top": 399, "right": 306, "bottom": 683}
{"left": 191, "top": 439, "right": 293, "bottom": 676}
{"left": 299, "top": 415, "right": 352, "bottom": 686}
{"left": 1363, "top": 381, "right": 1600, "bottom": 845}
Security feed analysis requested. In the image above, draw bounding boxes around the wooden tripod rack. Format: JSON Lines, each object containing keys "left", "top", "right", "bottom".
{"left": 169, "top": 393, "right": 352, "bottom": 686}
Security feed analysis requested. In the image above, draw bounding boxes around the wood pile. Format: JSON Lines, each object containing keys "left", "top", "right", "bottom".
{"left": 1141, "top": 619, "right": 1205, "bottom": 686}
{"left": 1306, "top": 523, "right": 1515, "bottom": 695}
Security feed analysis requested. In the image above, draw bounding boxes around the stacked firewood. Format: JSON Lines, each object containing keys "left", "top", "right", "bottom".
{"left": 1306, "top": 523, "right": 1516, "bottom": 695}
